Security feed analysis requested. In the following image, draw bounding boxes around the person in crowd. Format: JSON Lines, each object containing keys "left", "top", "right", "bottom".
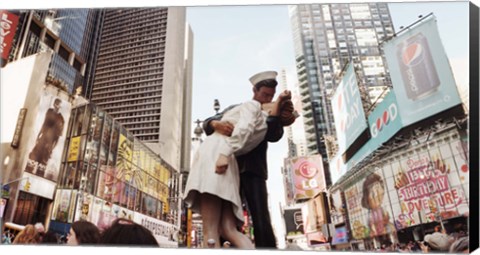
{"left": 422, "top": 231, "right": 454, "bottom": 252}
{"left": 223, "top": 240, "right": 231, "bottom": 248}
{"left": 12, "top": 224, "right": 38, "bottom": 244}
{"left": 99, "top": 218, "right": 158, "bottom": 246}
{"left": 67, "top": 220, "right": 100, "bottom": 245}
{"left": 207, "top": 238, "right": 216, "bottom": 248}
{"left": 198, "top": 71, "right": 295, "bottom": 248}
{"left": 40, "top": 230, "right": 59, "bottom": 244}
{"left": 449, "top": 236, "right": 469, "bottom": 253}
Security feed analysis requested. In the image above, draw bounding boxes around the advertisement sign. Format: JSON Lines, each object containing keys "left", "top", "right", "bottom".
{"left": 330, "top": 190, "right": 346, "bottom": 225}
{"left": 383, "top": 15, "right": 462, "bottom": 127}
{"left": 0, "top": 11, "right": 19, "bottom": 65}
{"left": 284, "top": 207, "right": 304, "bottom": 238}
{"left": 388, "top": 144, "right": 468, "bottom": 229}
{"left": 344, "top": 183, "right": 369, "bottom": 239}
{"left": 133, "top": 213, "right": 178, "bottom": 248}
{"left": 23, "top": 91, "right": 71, "bottom": 182}
{"left": 306, "top": 231, "right": 328, "bottom": 246}
{"left": 330, "top": 91, "right": 402, "bottom": 185}
{"left": 331, "top": 63, "right": 368, "bottom": 154}
{"left": 332, "top": 226, "right": 349, "bottom": 245}
{"left": 329, "top": 152, "right": 348, "bottom": 185}
{"left": 289, "top": 155, "right": 326, "bottom": 200}
{"left": 0, "top": 198, "right": 6, "bottom": 218}
{"left": 283, "top": 158, "right": 295, "bottom": 204}
{"left": 19, "top": 172, "right": 56, "bottom": 199}
{"left": 67, "top": 136, "right": 81, "bottom": 162}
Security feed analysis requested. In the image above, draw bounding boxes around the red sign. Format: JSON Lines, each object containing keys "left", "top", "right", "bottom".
{"left": 1, "top": 11, "right": 19, "bottom": 62}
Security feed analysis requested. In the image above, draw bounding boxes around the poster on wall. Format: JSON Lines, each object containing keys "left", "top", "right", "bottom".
{"left": 23, "top": 92, "right": 71, "bottom": 182}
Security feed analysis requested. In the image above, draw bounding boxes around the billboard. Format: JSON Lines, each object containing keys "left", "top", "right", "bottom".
{"left": 0, "top": 11, "right": 19, "bottom": 66}
{"left": 386, "top": 141, "right": 469, "bottom": 230}
{"left": 288, "top": 155, "right": 326, "bottom": 200}
{"left": 383, "top": 15, "right": 462, "bottom": 127}
{"left": 23, "top": 91, "right": 71, "bottom": 182}
{"left": 284, "top": 207, "right": 304, "bottom": 238}
{"left": 331, "top": 226, "right": 349, "bottom": 245}
{"left": 330, "top": 91, "right": 402, "bottom": 185}
{"left": 331, "top": 63, "right": 368, "bottom": 154}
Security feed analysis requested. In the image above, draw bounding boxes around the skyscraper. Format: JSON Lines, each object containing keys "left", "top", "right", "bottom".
{"left": 289, "top": 3, "right": 394, "bottom": 158}
{"left": 9, "top": 9, "right": 103, "bottom": 94}
{"left": 90, "top": 7, "right": 192, "bottom": 171}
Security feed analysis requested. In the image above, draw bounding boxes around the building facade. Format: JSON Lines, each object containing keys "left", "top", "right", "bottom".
{"left": 288, "top": 3, "right": 394, "bottom": 157}
{"left": 90, "top": 7, "right": 192, "bottom": 172}
{"left": 8, "top": 9, "right": 103, "bottom": 94}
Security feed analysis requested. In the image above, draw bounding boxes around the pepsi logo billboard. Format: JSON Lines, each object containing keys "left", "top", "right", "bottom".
{"left": 383, "top": 15, "right": 462, "bottom": 126}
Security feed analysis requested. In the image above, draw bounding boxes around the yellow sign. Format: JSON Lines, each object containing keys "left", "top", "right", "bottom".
{"left": 67, "top": 136, "right": 81, "bottom": 162}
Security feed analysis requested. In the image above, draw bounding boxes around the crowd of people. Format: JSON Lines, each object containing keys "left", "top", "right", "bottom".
{"left": 2, "top": 218, "right": 159, "bottom": 247}
{"left": 368, "top": 229, "right": 470, "bottom": 253}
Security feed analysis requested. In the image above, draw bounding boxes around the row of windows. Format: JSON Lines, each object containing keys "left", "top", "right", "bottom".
{"left": 103, "top": 9, "right": 167, "bottom": 28}
{"left": 102, "top": 15, "right": 167, "bottom": 39}
{"left": 92, "top": 81, "right": 162, "bottom": 95}
{"left": 94, "top": 73, "right": 164, "bottom": 87}
{"left": 98, "top": 35, "right": 166, "bottom": 56}
{"left": 95, "top": 52, "right": 165, "bottom": 72}
{"left": 95, "top": 55, "right": 164, "bottom": 74}
{"left": 96, "top": 64, "right": 164, "bottom": 81}
{"left": 94, "top": 87, "right": 162, "bottom": 100}
{"left": 99, "top": 30, "right": 167, "bottom": 52}
{"left": 94, "top": 98, "right": 162, "bottom": 110}
{"left": 98, "top": 40, "right": 166, "bottom": 59}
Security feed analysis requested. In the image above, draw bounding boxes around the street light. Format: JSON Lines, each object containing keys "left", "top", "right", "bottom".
{"left": 213, "top": 99, "right": 220, "bottom": 114}
{"left": 193, "top": 119, "right": 204, "bottom": 142}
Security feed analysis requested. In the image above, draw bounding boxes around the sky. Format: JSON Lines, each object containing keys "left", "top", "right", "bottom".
{"left": 186, "top": 1, "right": 470, "bottom": 250}
{"left": 0, "top": 0, "right": 473, "bottom": 255}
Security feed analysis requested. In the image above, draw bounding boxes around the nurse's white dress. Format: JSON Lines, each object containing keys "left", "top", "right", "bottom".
{"left": 183, "top": 100, "right": 268, "bottom": 223}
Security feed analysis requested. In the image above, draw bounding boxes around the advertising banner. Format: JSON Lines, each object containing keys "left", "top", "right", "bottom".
{"left": 344, "top": 183, "right": 369, "bottom": 239}
{"left": 283, "top": 158, "right": 295, "bottom": 204}
{"left": 67, "top": 136, "right": 81, "bottom": 162}
{"left": 383, "top": 15, "right": 462, "bottom": 127}
{"left": 289, "top": 155, "right": 326, "bottom": 200}
{"left": 330, "top": 91, "right": 402, "bottom": 185}
{"left": 284, "top": 207, "right": 304, "bottom": 238}
{"left": 388, "top": 143, "right": 468, "bottom": 229}
{"left": 0, "top": 11, "right": 19, "bottom": 65}
{"left": 116, "top": 133, "right": 133, "bottom": 181}
{"left": 329, "top": 152, "right": 348, "bottom": 185}
{"left": 332, "top": 226, "right": 349, "bottom": 245}
{"left": 330, "top": 189, "right": 346, "bottom": 225}
{"left": 331, "top": 63, "right": 368, "bottom": 154}
{"left": 23, "top": 91, "right": 71, "bottom": 182}
{"left": 133, "top": 213, "right": 178, "bottom": 248}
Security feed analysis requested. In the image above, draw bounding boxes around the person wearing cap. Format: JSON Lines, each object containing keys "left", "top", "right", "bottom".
{"left": 421, "top": 232, "right": 454, "bottom": 252}
{"left": 201, "top": 70, "right": 290, "bottom": 248}
{"left": 183, "top": 70, "right": 292, "bottom": 249}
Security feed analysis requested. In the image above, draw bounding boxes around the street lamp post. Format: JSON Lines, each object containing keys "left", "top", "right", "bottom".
{"left": 213, "top": 99, "right": 220, "bottom": 114}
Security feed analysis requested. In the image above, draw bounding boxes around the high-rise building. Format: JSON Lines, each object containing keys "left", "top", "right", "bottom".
{"left": 9, "top": 9, "right": 103, "bottom": 94}
{"left": 288, "top": 3, "right": 394, "bottom": 157}
{"left": 90, "top": 8, "right": 193, "bottom": 171}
